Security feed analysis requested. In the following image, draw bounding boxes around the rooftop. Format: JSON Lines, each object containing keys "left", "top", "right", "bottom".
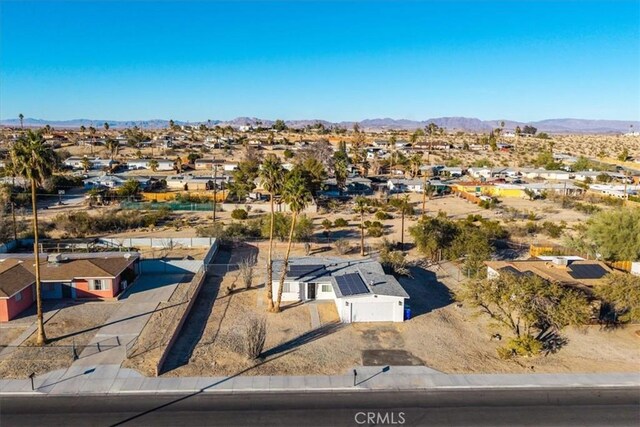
{"left": 273, "top": 257, "right": 409, "bottom": 299}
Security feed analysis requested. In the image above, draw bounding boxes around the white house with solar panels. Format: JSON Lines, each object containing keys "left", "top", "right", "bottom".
{"left": 271, "top": 257, "right": 410, "bottom": 323}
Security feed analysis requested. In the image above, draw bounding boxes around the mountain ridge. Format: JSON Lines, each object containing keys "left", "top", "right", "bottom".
{"left": 1, "top": 117, "right": 638, "bottom": 134}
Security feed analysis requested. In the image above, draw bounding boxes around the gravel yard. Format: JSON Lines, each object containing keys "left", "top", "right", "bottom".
{"left": 0, "top": 302, "right": 118, "bottom": 378}
{"left": 155, "top": 246, "right": 640, "bottom": 378}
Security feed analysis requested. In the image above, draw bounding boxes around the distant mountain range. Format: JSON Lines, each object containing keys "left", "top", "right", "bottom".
{"left": 1, "top": 116, "right": 638, "bottom": 134}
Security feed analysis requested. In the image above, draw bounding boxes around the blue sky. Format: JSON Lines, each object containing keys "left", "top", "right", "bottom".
{"left": 1, "top": 0, "right": 639, "bottom": 122}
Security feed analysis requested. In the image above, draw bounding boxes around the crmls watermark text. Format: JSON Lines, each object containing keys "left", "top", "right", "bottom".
{"left": 354, "top": 411, "right": 406, "bottom": 425}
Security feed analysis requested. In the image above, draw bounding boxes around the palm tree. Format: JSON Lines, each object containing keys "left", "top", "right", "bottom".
{"left": 79, "top": 125, "right": 86, "bottom": 134}
{"left": 105, "top": 138, "right": 119, "bottom": 163}
{"left": 149, "top": 159, "right": 159, "bottom": 172}
{"left": 88, "top": 126, "right": 97, "bottom": 155}
{"left": 354, "top": 196, "right": 370, "bottom": 256}
{"left": 80, "top": 157, "right": 92, "bottom": 173}
{"left": 399, "top": 195, "right": 412, "bottom": 250}
{"left": 10, "top": 130, "right": 56, "bottom": 345}
{"left": 103, "top": 122, "right": 110, "bottom": 132}
{"left": 275, "top": 169, "right": 311, "bottom": 312}
{"left": 18, "top": 113, "right": 24, "bottom": 129}
{"left": 259, "top": 155, "right": 285, "bottom": 312}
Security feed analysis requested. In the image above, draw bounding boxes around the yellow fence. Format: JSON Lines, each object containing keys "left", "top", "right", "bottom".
{"left": 141, "top": 191, "right": 228, "bottom": 202}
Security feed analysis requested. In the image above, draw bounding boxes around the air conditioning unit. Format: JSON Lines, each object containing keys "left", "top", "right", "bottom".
{"left": 552, "top": 257, "right": 569, "bottom": 266}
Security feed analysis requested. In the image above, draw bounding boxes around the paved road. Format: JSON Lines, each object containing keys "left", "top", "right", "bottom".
{"left": 1, "top": 388, "right": 638, "bottom": 426}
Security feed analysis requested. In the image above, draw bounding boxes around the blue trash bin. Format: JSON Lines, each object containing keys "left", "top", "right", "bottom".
{"left": 404, "top": 304, "right": 412, "bottom": 321}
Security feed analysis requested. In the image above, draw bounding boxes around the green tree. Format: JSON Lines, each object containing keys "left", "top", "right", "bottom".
{"left": 458, "top": 272, "right": 591, "bottom": 357}
{"left": 18, "top": 113, "right": 24, "bottom": 129}
{"left": 586, "top": 208, "right": 640, "bottom": 261}
{"left": 596, "top": 273, "right": 640, "bottom": 323}
{"left": 409, "top": 215, "right": 458, "bottom": 261}
{"left": 118, "top": 179, "right": 141, "bottom": 198}
{"left": 273, "top": 119, "right": 287, "bottom": 131}
{"left": 618, "top": 148, "right": 629, "bottom": 162}
{"left": 10, "top": 130, "right": 57, "bottom": 345}
{"left": 103, "top": 122, "right": 110, "bottom": 132}
{"left": 148, "top": 159, "right": 159, "bottom": 172}
{"left": 275, "top": 169, "right": 312, "bottom": 312}
{"left": 259, "top": 154, "right": 285, "bottom": 312}
{"left": 80, "top": 157, "right": 92, "bottom": 173}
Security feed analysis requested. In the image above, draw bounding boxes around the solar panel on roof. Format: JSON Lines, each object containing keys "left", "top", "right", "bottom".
{"left": 287, "top": 264, "right": 325, "bottom": 279}
{"left": 335, "top": 273, "right": 369, "bottom": 296}
{"left": 568, "top": 264, "right": 608, "bottom": 280}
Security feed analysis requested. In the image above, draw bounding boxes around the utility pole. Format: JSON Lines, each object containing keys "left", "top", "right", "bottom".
{"left": 212, "top": 160, "right": 218, "bottom": 223}
{"left": 422, "top": 172, "right": 428, "bottom": 215}
{"left": 11, "top": 201, "right": 17, "bottom": 241}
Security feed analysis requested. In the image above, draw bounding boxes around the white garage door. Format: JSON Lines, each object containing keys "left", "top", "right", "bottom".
{"left": 351, "top": 301, "right": 395, "bottom": 322}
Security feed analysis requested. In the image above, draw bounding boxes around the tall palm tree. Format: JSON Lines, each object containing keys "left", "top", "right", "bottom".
{"left": 399, "top": 195, "right": 412, "bottom": 250}
{"left": 105, "top": 138, "right": 119, "bottom": 163}
{"left": 88, "top": 126, "right": 97, "bottom": 155}
{"left": 275, "top": 169, "right": 311, "bottom": 312}
{"left": 18, "top": 113, "right": 24, "bottom": 130}
{"left": 354, "top": 196, "right": 370, "bottom": 256}
{"left": 10, "top": 130, "right": 56, "bottom": 345}
{"left": 259, "top": 155, "right": 285, "bottom": 312}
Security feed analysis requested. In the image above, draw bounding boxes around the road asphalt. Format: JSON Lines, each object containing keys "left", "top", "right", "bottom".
{"left": 1, "top": 387, "right": 638, "bottom": 427}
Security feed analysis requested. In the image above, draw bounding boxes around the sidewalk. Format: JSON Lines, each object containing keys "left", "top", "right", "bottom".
{"left": 1, "top": 365, "right": 638, "bottom": 396}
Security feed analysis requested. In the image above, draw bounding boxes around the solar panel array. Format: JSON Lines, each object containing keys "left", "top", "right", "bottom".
{"left": 335, "top": 273, "right": 369, "bottom": 296}
{"left": 287, "top": 264, "right": 325, "bottom": 279}
{"left": 568, "top": 264, "right": 608, "bottom": 280}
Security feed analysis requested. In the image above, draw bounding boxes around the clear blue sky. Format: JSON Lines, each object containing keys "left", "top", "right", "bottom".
{"left": 1, "top": 0, "right": 639, "bottom": 122}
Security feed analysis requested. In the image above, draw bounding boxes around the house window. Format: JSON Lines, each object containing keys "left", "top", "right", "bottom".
{"left": 15, "top": 291, "right": 22, "bottom": 302}
{"left": 43, "top": 283, "right": 56, "bottom": 292}
{"left": 321, "top": 284, "right": 332, "bottom": 293}
{"left": 90, "top": 279, "right": 106, "bottom": 291}
{"left": 282, "top": 282, "right": 292, "bottom": 293}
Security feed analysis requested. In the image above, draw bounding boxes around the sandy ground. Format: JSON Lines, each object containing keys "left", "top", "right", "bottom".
{"left": 150, "top": 245, "right": 640, "bottom": 378}
{"left": 121, "top": 273, "right": 196, "bottom": 376}
{"left": 0, "top": 302, "right": 118, "bottom": 378}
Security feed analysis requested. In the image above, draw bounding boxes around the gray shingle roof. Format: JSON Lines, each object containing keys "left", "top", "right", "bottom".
{"left": 272, "top": 257, "right": 409, "bottom": 299}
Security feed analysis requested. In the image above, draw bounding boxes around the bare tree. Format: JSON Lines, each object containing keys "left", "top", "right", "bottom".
{"left": 243, "top": 315, "right": 267, "bottom": 359}
{"left": 239, "top": 256, "right": 256, "bottom": 289}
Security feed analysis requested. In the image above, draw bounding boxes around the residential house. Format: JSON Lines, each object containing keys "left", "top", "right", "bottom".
{"left": 83, "top": 175, "right": 151, "bottom": 190}
{"left": 485, "top": 258, "right": 612, "bottom": 295}
{"left": 0, "top": 253, "right": 139, "bottom": 322}
{"left": 126, "top": 158, "right": 174, "bottom": 171}
{"left": 271, "top": 258, "right": 409, "bottom": 323}
{"left": 64, "top": 157, "right": 116, "bottom": 171}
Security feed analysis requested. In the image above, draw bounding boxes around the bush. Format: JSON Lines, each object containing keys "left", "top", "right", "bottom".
{"left": 334, "top": 218, "right": 349, "bottom": 227}
{"left": 243, "top": 315, "right": 267, "bottom": 359}
{"left": 231, "top": 208, "right": 249, "bottom": 220}
{"left": 334, "top": 238, "right": 350, "bottom": 255}
{"left": 541, "top": 221, "right": 565, "bottom": 238}
{"left": 497, "top": 336, "right": 543, "bottom": 359}
{"left": 375, "top": 211, "right": 392, "bottom": 221}
{"left": 379, "top": 242, "right": 410, "bottom": 276}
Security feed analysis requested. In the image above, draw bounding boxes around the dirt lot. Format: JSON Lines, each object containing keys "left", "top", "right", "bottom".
{"left": 0, "top": 302, "right": 118, "bottom": 378}
{"left": 154, "top": 245, "right": 640, "bottom": 377}
{"left": 122, "top": 274, "right": 196, "bottom": 376}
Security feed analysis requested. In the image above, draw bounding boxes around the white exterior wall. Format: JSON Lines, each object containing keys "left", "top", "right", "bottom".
{"left": 631, "top": 262, "right": 640, "bottom": 277}
{"left": 271, "top": 280, "right": 302, "bottom": 302}
{"left": 315, "top": 283, "right": 336, "bottom": 301}
{"left": 338, "top": 294, "right": 405, "bottom": 323}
